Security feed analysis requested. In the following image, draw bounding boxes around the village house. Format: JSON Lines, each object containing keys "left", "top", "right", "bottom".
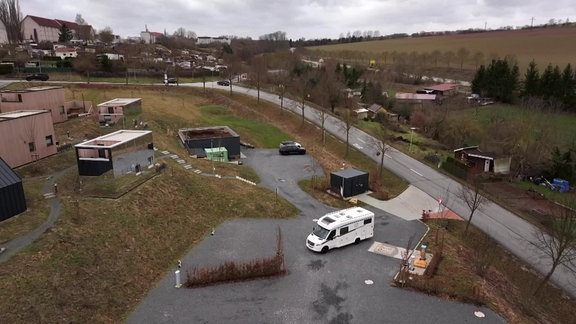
{"left": 53, "top": 47, "right": 78, "bottom": 59}
{"left": 423, "top": 83, "right": 459, "bottom": 96}
{"left": 454, "top": 146, "right": 511, "bottom": 175}
{"left": 196, "top": 36, "right": 231, "bottom": 45}
{"left": 21, "top": 15, "right": 93, "bottom": 43}
{"left": 366, "top": 104, "right": 384, "bottom": 119}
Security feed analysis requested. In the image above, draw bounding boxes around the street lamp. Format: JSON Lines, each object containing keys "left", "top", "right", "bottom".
{"left": 409, "top": 127, "right": 417, "bottom": 152}
{"left": 278, "top": 84, "right": 285, "bottom": 111}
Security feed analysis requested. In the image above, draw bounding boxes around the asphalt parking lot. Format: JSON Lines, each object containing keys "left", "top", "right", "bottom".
{"left": 127, "top": 148, "right": 503, "bottom": 323}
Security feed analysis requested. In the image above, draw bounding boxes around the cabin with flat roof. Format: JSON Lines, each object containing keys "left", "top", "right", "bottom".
{"left": 0, "top": 110, "right": 57, "bottom": 168}
{"left": 75, "top": 130, "right": 154, "bottom": 176}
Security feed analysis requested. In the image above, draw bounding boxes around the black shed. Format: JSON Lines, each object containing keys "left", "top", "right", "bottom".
{"left": 0, "top": 156, "right": 27, "bottom": 221}
{"left": 330, "top": 168, "right": 369, "bottom": 199}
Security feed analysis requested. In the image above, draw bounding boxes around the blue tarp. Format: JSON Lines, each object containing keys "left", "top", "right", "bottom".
{"left": 552, "top": 179, "right": 570, "bottom": 193}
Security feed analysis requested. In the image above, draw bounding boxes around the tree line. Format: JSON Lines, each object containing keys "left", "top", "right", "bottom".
{"left": 471, "top": 59, "right": 576, "bottom": 111}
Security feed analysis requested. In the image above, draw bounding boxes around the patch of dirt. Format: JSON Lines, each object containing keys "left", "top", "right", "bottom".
{"left": 483, "top": 182, "right": 567, "bottom": 224}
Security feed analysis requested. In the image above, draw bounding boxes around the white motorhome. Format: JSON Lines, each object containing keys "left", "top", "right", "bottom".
{"left": 306, "top": 207, "right": 375, "bottom": 253}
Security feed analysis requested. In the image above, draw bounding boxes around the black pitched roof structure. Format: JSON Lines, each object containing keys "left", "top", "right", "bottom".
{"left": 0, "top": 156, "right": 27, "bottom": 221}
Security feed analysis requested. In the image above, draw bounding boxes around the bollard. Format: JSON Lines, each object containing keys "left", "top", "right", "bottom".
{"left": 175, "top": 270, "right": 182, "bottom": 288}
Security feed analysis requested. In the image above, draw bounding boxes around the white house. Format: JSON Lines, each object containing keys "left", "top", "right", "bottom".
{"left": 140, "top": 31, "right": 163, "bottom": 44}
{"left": 53, "top": 47, "right": 77, "bottom": 59}
{"left": 196, "top": 36, "right": 231, "bottom": 45}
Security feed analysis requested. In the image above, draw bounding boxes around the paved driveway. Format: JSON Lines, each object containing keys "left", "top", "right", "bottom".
{"left": 127, "top": 149, "right": 503, "bottom": 323}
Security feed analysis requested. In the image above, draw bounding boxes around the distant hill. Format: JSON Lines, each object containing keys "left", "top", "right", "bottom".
{"left": 309, "top": 26, "right": 576, "bottom": 75}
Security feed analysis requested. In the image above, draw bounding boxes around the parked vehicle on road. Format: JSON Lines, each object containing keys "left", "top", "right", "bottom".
{"left": 306, "top": 207, "right": 374, "bottom": 253}
{"left": 279, "top": 140, "right": 306, "bottom": 155}
{"left": 25, "top": 73, "right": 49, "bottom": 81}
{"left": 217, "top": 80, "right": 230, "bottom": 86}
{"left": 163, "top": 77, "right": 178, "bottom": 85}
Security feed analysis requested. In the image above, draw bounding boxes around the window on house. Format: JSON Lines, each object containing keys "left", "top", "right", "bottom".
{"left": 60, "top": 106, "right": 65, "bottom": 115}
{"left": 108, "top": 107, "right": 114, "bottom": 114}
{"left": 45, "top": 135, "right": 53, "bottom": 146}
{"left": 29, "top": 142, "right": 36, "bottom": 152}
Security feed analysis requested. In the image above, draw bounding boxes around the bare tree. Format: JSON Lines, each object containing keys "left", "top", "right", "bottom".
{"left": 73, "top": 53, "right": 98, "bottom": 83}
{"left": 75, "top": 14, "right": 86, "bottom": 25}
{"left": 472, "top": 51, "right": 485, "bottom": 69}
{"left": 98, "top": 26, "right": 115, "bottom": 45}
{"left": 250, "top": 55, "right": 267, "bottom": 104}
{"left": 394, "top": 234, "right": 416, "bottom": 286}
{"left": 457, "top": 175, "right": 487, "bottom": 235}
{"left": 443, "top": 50, "right": 456, "bottom": 68}
{"left": 0, "top": 0, "right": 22, "bottom": 44}
{"left": 313, "top": 105, "right": 331, "bottom": 148}
{"left": 456, "top": 47, "right": 470, "bottom": 70}
{"left": 532, "top": 197, "right": 576, "bottom": 296}
{"left": 370, "top": 125, "right": 391, "bottom": 185}
{"left": 223, "top": 53, "right": 242, "bottom": 96}
{"left": 173, "top": 27, "right": 187, "bottom": 38}
{"left": 340, "top": 108, "right": 356, "bottom": 157}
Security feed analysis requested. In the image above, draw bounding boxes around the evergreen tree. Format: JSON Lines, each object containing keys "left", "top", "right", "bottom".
{"left": 521, "top": 61, "right": 540, "bottom": 97}
{"left": 100, "top": 54, "right": 111, "bottom": 72}
{"left": 471, "top": 64, "right": 487, "bottom": 96}
{"left": 58, "top": 23, "right": 73, "bottom": 43}
{"left": 560, "top": 64, "right": 576, "bottom": 110}
{"left": 471, "top": 59, "right": 518, "bottom": 103}
{"left": 539, "top": 64, "right": 556, "bottom": 100}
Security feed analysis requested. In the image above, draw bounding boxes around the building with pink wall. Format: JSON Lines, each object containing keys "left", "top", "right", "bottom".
{"left": 0, "top": 110, "right": 57, "bottom": 168}
{"left": 0, "top": 86, "right": 68, "bottom": 123}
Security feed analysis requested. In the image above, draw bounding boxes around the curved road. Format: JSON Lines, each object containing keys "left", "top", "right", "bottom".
{"left": 189, "top": 81, "right": 576, "bottom": 298}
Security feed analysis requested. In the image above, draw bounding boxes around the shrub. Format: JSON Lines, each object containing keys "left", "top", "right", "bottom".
{"left": 424, "top": 248, "right": 443, "bottom": 278}
{"left": 185, "top": 228, "right": 285, "bottom": 287}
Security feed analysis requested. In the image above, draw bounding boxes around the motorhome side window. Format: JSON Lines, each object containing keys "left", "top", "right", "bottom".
{"left": 340, "top": 227, "right": 349, "bottom": 235}
{"left": 364, "top": 218, "right": 372, "bottom": 225}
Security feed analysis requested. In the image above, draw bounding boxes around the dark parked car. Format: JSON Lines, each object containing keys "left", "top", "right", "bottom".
{"left": 164, "top": 77, "right": 178, "bottom": 85}
{"left": 217, "top": 80, "right": 230, "bottom": 86}
{"left": 279, "top": 141, "right": 306, "bottom": 155}
{"left": 25, "top": 73, "right": 49, "bottom": 81}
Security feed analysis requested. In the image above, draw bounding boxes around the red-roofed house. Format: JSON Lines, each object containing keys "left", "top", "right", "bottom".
{"left": 423, "top": 83, "right": 459, "bottom": 96}
{"left": 53, "top": 47, "right": 78, "bottom": 59}
{"left": 22, "top": 15, "right": 93, "bottom": 43}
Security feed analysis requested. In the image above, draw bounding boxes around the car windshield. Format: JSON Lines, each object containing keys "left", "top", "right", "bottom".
{"left": 312, "top": 225, "right": 330, "bottom": 240}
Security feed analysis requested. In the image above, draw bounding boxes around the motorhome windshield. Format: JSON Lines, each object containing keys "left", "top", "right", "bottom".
{"left": 313, "top": 226, "right": 330, "bottom": 240}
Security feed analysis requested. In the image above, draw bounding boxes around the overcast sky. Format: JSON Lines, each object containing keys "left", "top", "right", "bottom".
{"left": 22, "top": 0, "right": 575, "bottom": 40}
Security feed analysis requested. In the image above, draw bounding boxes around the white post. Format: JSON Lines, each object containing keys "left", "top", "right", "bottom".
{"left": 175, "top": 270, "right": 182, "bottom": 288}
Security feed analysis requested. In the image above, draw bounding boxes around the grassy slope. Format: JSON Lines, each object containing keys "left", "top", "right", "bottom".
{"left": 0, "top": 85, "right": 302, "bottom": 323}
{"left": 0, "top": 84, "right": 408, "bottom": 322}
